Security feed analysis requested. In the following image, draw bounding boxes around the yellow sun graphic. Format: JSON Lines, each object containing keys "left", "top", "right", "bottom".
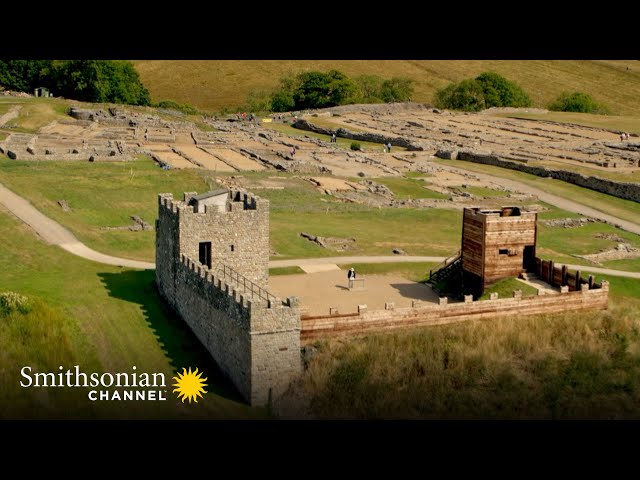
{"left": 172, "top": 367, "right": 207, "bottom": 404}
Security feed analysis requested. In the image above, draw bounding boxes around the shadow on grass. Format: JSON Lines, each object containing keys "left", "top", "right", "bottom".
{"left": 97, "top": 269, "right": 243, "bottom": 404}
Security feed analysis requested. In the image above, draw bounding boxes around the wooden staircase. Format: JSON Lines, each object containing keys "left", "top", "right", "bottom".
{"left": 428, "top": 251, "right": 462, "bottom": 290}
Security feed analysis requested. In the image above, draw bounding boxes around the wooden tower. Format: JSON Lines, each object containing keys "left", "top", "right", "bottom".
{"left": 461, "top": 206, "right": 537, "bottom": 297}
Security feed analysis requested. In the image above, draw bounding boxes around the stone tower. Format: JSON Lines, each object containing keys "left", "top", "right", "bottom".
{"left": 155, "top": 189, "right": 301, "bottom": 406}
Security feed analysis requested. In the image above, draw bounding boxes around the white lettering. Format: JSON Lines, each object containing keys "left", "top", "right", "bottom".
{"left": 139, "top": 373, "right": 149, "bottom": 387}
{"left": 20, "top": 366, "right": 32, "bottom": 387}
{"left": 100, "top": 373, "right": 114, "bottom": 387}
{"left": 34, "top": 372, "right": 56, "bottom": 387}
{"left": 88, "top": 390, "right": 97, "bottom": 401}
{"left": 75, "top": 365, "right": 88, "bottom": 387}
{"left": 115, "top": 373, "right": 129, "bottom": 387}
{"left": 153, "top": 373, "right": 166, "bottom": 387}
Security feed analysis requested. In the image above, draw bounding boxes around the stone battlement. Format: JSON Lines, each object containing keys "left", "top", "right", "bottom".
{"left": 158, "top": 189, "right": 267, "bottom": 217}
{"left": 156, "top": 187, "right": 298, "bottom": 405}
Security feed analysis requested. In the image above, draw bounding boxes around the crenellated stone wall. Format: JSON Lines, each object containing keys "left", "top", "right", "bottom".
{"left": 156, "top": 190, "right": 300, "bottom": 406}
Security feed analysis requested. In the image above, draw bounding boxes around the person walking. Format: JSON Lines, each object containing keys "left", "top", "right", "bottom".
{"left": 347, "top": 267, "right": 356, "bottom": 288}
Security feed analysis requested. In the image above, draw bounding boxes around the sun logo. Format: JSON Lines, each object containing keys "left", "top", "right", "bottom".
{"left": 172, "top": 367, "right": 207, "bottom": 404}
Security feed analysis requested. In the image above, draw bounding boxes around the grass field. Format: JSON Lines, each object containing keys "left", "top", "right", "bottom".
{"left": 369, "top": 176, "right": 449, "bottom": 199}
{"left": 433, "top": 158, "right": 640, "bottom": 227}
{"left": 3, "top": 83, "right": 640, "bottom": 419}
{"left": 0, "top": 206, "right": 265, "bottom": 420}
{"left": 132, "top": 60, "right": 640, "bottom": 115}
{"left": 0, "top": 156, "right": 211, "bottom": 261}
{"left": 501, "top": 111, "right": 640, "bottom": 136}
{"left": 2, "top": 156, "right": 639, "bottom": 270}
{"left": 0, "top": 97, "right": 71, "bottom": 132}
{"left": 288, "top": 296, "right": 640, "bottom": 419}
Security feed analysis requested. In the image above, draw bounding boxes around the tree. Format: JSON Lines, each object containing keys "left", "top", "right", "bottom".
{"left": 475, "top": 71, "right": 531, "bottom": 108}
{"left": 0, "top": 60, "right": 53, "bottom": 92}
{"left": 354, "top": 74, "right": 383, "bottom": 103}
{"left": 292, "top": 70, "right": 357, "bottom": 110}
{"left": 380, "top": 77, "right": 414, "bottom": 103}
{"left": 548, "top": 91, "right": 608, "bottom": 114}
{"left": 53, "top": 60, "right": 150, "bottom": 105}
{"left": 433, "top": 72, "right": 531, "bottom": 112}
{"left": 270, "top": 73, "right": 298, "bottom": 112}
{"left": 434, "top": 79, "right": 486, "bottom": 112}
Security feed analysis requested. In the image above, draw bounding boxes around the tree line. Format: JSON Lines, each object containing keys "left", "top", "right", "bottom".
{"left": 246, "top": 70, "right": 415, "bottom": 112}
{"left": 0, "top": 61, "right": 609, "bottom": 115}
{"left": 433, "top": 71, "right": 608, "bottom": 114}
{"left": 0, "top": 60, "right": 150, "bottom": 105}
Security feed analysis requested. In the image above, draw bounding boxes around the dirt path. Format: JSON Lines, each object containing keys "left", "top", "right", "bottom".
{"left": 435, "top": 163, "right": 640, "bottom": 235}
{"left": 0, "top": 182, "right": 154, "bottom": 270}
{"left": 1, "top": 181, "right": 638, "bottom": 279}
{"left": 0, "top": 105, "right": 21, "bottom": 127}
{"left": 269, "top": 256, "right": 445, "bottom": 267}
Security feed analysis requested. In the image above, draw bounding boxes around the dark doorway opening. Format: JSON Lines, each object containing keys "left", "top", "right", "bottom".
{"left": 199, "top": 241, "right": 212, "bottom": 268}
{"left": 523, "top": 245, "right": 535, "bottom": 271}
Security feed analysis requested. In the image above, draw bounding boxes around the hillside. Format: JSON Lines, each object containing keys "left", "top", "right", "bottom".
{"left": 133, "top": 60, "right": 640, "bottom": 115}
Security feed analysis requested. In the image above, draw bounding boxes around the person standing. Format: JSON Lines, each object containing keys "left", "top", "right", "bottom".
{"left": 347, "top": 267, "right": 356, "bottom": 288}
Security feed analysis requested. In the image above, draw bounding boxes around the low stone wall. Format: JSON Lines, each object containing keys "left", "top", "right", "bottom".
{"left": 293, "top": 119, "right": 424, "bottom": 151}
{"left": 441, "top": 150, "right": 640, "bottom": 203}
{"left": 300, "top": 282, "right": 609, "bottom": 343}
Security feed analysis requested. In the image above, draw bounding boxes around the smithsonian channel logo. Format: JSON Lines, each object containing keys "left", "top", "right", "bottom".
{"left": 19, "top": 365, "right": 207, "bottom": 403}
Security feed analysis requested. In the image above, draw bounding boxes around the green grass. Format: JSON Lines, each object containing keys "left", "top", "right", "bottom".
{"left": 2, "top": 97, "right": 72, "bottom": 132}
{"left": 0, "top": 208, "right": 265, "bottom": 419}
{"left": 369, "top": 176, "right": 448, "bottom": 199}
{"left": 479, "top": 278, "right": 538, "bottom": 300}
{"left": 457, "top": 185, "right": 510, "bottom": 198}
{"left": 0, "top": 156, "right": 211, "bottom": 261}
{"left": 501, "top": 111, "right": 640, "bottom": 136}
{"left": 434, "top": 158, "right": 640, "bottom": 226}
{"left": 538, "top": 220, "right": 640, "bottom": 258}
{"left": 269, "top": 266, "right": 305, "bottom": 276}
{"left": 336, "top": 262, "right": 439, "bottom": 283}
{"left": 132, "top": 60, "right": 640, "bottom": 115}
{"left": 587, "top": 275, "right": 640, "bottom": 301}
{"left": 288, "top": 302, "right": 640, "bottom": 419}
{"left": 270, "top": 208, "right": 462, "bottom": 259}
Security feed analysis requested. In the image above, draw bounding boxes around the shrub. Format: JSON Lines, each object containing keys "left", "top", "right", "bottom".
{"left": 0, "top": 292, "right": 31, "bottom": 316}
{"left": 155, "top": 100, "right": 200, "bottom": 115}
{"left": 434, "top": 72, "right": 532, "bottom": 112}
{"left": 350, "top": 142, "right": 361, "bottom": 151}
{"left": 434, "top": 79, "right": 486, "bottom": 112}
{"left": 548, "top": 91, "right": 609, "bottom": 114}
{"left": 475, "top": 71, "right": 532, "bottom": 108}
